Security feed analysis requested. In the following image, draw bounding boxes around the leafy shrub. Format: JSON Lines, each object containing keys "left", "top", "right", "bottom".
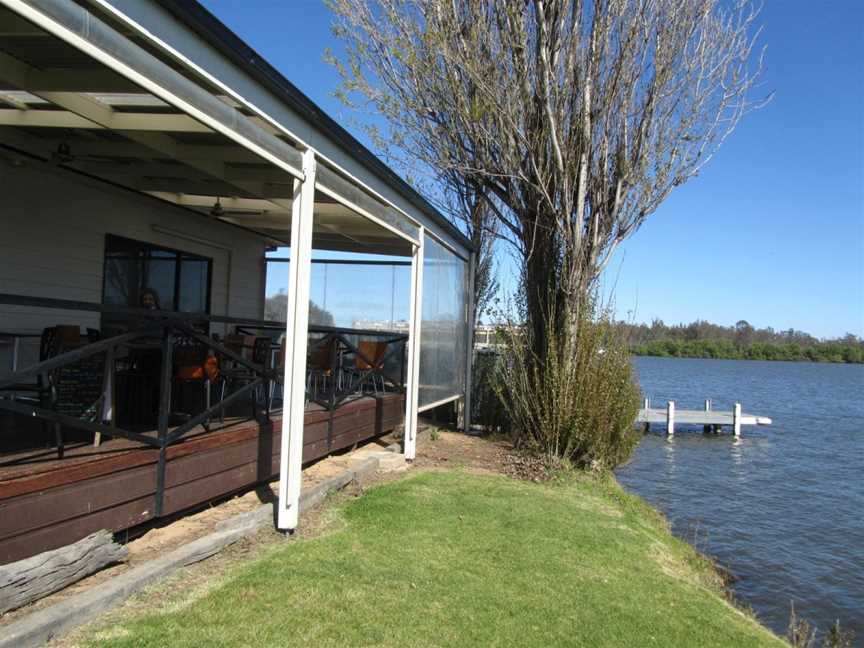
{"left": 493, "top": 292, "right": 641, "bottom": 470}
{"left": 470, "top": 349, "right": 511, "bottom": 436}
{"left": 786, "top": 603, "right": 855, "bottom": 648}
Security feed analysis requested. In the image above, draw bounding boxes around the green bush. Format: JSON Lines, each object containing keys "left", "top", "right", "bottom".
{"left": 470, "top": 350, "right": 511, "bottom": 435}
{"left": 493, "top": 293, "right": 641, "bottom": 470}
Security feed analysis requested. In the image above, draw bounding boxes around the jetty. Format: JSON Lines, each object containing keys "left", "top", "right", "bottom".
{"left": 636, "top": 399, "right": 772, "bottom": 436}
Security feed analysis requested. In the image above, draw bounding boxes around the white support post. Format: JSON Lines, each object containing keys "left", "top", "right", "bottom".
{"left": 666, "top": 400, "right": 675, "bottom": 436}
{"left": 403, "top": 228, "right": 425, "bottom": 460}
{"left": 460, "top": 251, "right": 476, "bottom": 432}
{"left": 643, "top": 397, "right": 649, "bottom": 411}
{"left": 733, "top": 402, "right": 742, "bottom": 437}
{"left": 704, "top": 399, "right": 711, "bottom": 412}
{"left": 277, "top": 149, "right": 316, "bottom": 531}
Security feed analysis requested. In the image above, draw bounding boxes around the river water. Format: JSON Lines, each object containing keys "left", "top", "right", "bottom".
{"left": 616, "top": 357, "right": 864, "bottom": 638}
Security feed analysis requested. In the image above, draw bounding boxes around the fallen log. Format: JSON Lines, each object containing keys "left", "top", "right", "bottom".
{"left": 0, "top": 530, "right": 127, "bottom": 614}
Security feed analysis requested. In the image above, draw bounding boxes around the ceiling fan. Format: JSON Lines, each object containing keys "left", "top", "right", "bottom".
{"left": 209, "top": 197, "right": 264, "bottom": 218}
{"left": 49, "top": 141, "right": 137, "bottom": 166}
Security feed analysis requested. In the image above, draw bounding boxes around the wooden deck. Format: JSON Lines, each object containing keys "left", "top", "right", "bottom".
{"left": 0, "top": 393, "right": 404, "bottom": 564}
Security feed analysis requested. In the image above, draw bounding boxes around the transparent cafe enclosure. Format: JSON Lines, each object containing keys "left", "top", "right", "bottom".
{"left": 265, "top": 236, "right": 469, "bottom": 411}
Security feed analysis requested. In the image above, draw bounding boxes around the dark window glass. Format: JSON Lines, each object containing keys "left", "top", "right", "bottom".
{"left": 178, "top": 258, "right": 209, "bottom": 313}
{"left": 144, "top": 250, "right": 177, "bottom": 312}
{"left": 101, "top": 235, "right": 212, "bottom": 333}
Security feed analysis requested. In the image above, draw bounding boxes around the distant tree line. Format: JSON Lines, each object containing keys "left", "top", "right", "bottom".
{"left": 621, "top": 319, "right": 863, "bottom": 363}
{"left": 264, "top": 291, "right": 334, "bottom": 327}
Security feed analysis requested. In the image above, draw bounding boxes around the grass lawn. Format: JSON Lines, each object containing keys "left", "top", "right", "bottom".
{"left": 80, "top": 470, "right": 783, "bottom": 647}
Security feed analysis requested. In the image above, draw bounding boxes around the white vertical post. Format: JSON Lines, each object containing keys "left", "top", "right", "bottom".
{"left": 403, "top": 228, "right": 424, "bottom": 460}
{"left": 461, "top": 251, "right": 476, "bottom": 432}
{"left": 643, "top": 397, "right": 649, "bottom": 411}
{"left": 704, "top": 399, "right": 711, "bottom": 412}
{"left": 277, "top": 148, "right": 316, "bottom": 531}
{"left": 733, "top": 402, "right": 741, "bottom": 437}
{"left": 666, "top": 400, "right": 675, "bottom": 436}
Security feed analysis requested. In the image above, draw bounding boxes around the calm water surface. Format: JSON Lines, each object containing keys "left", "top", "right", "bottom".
{"left": 616, "top": 357, "right": 864, "bottom": 638}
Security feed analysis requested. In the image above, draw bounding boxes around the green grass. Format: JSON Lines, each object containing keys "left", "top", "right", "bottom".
{"left": 83, "top": 471, "right": 784, "bottom": 647}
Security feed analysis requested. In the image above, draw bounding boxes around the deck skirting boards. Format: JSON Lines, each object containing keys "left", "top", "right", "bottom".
{"left": 0, "top": 454, "right": 385, "bottom": 648}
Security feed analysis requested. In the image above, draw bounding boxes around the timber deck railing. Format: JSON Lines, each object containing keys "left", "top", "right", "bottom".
{"left": 0, "top": 293, "right": 407, "bottom": 515}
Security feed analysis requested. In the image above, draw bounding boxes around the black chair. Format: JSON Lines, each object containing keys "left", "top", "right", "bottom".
{"left": 0, "top": 327, "right": 61, "bottom": 454}
{"left": 219, "top": 334, "right": 271, "bottom": 421}
{"left": 1, "top": 326, "right": 104, "bottom": 458}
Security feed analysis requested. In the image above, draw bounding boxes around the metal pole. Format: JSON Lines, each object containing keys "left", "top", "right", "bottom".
{"left": 403, "top": 228, "right": 425, "bottom": 460}
{"left": 155, "top": 324, "right": 174, "bottom": 517}
{"left": 461, "top": 251, "right": 476, "bottom": 432}
{"left": 390, "top": 265, "right": 396, "bottom": 328}
{"left": 277, "top": 149, "right": 316, "bottom": 531}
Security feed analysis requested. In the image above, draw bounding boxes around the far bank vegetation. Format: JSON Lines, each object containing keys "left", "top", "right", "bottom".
{"left": 624, "top": 319, "right": 864, "bottom": 364}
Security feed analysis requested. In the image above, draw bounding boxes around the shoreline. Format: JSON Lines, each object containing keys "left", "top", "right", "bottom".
{"left": 631, "top": 350, "right": 863, "bottom": 364}
{"left": 55, "top": 429, "right": 785, "bottom": 647}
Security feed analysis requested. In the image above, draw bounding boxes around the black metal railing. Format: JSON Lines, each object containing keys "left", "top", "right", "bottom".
{"left": 0, "top": 293, "right": 407, "bottom": 516}
{"left": 236, "top": 323, "right": 408, "bottom": 411}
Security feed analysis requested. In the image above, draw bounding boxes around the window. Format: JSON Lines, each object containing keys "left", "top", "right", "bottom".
{"left": 102, "top": 235, "right": 212, "bottom": 331}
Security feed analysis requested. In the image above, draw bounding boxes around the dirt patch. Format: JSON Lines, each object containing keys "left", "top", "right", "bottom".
{"left": 501, "top": 452, "right": 555, "bottom": 482}
{"left": 415, "top": 428, "right": 558, "bottom": 484}
{"left": 414, "top": 428, "right": 512, "bottom": 473}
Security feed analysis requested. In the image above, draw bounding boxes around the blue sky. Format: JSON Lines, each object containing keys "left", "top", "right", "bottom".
{"left": 202, "top": 0, "right": 863, "bottom": 338}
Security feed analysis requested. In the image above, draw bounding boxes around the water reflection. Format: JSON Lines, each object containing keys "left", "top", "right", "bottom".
{"left": 729, "top": 436, "right": 744, "bottom": 469}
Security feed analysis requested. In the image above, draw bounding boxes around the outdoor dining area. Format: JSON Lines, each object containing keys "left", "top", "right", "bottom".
{"left": 0, "top": 294, "right": 412, "bottom": 563}
{"left": 0, "top": 0, "right": 473, "bottom": 565}
{"left": 0, "top": 302, "right": 409, "bottom": 458}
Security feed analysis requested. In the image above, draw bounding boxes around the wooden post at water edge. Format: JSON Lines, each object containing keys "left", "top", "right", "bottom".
{"left": 666, "top": 400, "right": 675, "bottom": 436}
{"left": 732, "top": 402, "right": 742, "bottom": 437}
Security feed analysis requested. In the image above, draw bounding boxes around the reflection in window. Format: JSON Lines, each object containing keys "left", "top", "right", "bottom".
{"left": 102, "top": 235, "right": 212, "bottom": 332}
{"left": 263, "top": 251, "right": 410, "bottom": 329}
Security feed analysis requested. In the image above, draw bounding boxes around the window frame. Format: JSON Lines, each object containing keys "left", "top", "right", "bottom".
{"left": 100, "top": 234, "right": 213, "bottom": 324}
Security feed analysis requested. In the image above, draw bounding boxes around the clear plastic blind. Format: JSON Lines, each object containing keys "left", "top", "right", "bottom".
{"left": 418, "top": 236, "right": 468, "bottom": 408}
{"left": 265, "top": 252, "right": 411, "bottom": 330}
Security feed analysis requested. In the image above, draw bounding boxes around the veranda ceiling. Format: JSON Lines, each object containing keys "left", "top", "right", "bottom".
{"left": 0, "top": 3, "right": 413, "bottom": 256}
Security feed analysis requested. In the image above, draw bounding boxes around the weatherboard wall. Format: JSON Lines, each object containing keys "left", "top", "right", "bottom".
{"left": 0, "top": 161, "right": 267, "bottom": 376}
